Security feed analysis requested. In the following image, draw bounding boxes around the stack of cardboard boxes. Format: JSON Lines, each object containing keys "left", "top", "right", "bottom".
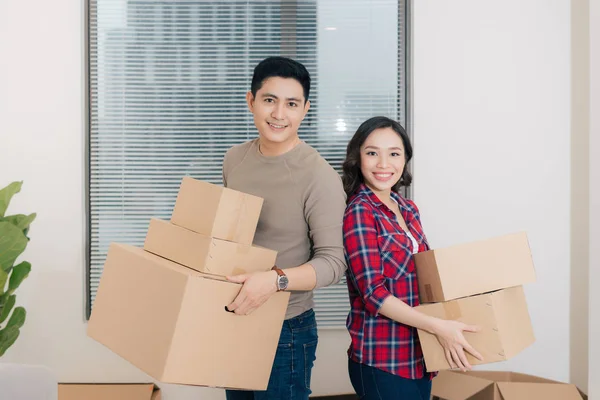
{"left": 87, "top": 177, "right": 290, "bottom": 390}
{"left": 417, "top": 233, "right": 586, "bottom": 399}
{"left": 413, "top": 232, "right": 537, "bottom": 372}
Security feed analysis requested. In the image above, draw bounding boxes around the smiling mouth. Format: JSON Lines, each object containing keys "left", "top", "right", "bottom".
{"left": 268, "top": 122, "right": 288, "bottom": 129}
{"left": 372, "top": 172, "right": 394, "bottom": 181}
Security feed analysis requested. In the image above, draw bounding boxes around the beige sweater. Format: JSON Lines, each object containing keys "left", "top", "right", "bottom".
{"left": 222, "top": 139, "right": 347, "bottom": 319}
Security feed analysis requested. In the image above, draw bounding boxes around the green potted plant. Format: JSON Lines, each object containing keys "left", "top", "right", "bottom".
{"left": 0, "top": 181, "right": 35, "bottom": 357}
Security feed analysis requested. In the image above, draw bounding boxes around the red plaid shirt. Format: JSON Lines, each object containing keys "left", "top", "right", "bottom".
{"left": 343, "top": 184, "right": 433, "bottom": 379}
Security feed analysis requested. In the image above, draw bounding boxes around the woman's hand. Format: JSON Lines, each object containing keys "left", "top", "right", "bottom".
{"left": 430, "top": 318, "right": 483, "bottom": 371}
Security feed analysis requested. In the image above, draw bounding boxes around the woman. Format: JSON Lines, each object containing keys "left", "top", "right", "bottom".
{"left": 342, "top": 116, "right": 482, "bottom": 399}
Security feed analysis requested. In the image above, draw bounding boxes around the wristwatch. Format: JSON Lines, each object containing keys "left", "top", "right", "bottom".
{"left": 272, "top": 266, "right": 289, "bottom": 291}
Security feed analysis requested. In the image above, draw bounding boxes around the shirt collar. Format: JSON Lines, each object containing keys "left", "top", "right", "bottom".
{"left": 356, "top": 183, "right": 408, "bottom": 212}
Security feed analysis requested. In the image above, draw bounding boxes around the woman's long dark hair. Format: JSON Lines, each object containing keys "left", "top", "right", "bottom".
{"left": 342, "top": 116, "right": 413, "bottom": 199}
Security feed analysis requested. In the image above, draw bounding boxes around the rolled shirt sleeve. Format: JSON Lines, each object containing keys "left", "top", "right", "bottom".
{"left": 343, "top": 202, "right": 391, "bottom": 316}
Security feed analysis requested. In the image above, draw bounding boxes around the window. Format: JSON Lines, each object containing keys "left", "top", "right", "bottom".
{"left": 88, "top": 0, "right": 409, "bottom": 328}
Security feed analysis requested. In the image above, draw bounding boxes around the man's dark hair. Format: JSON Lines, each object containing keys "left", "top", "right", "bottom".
{"left": 342, "top": 116, "right": 413, "bottom": 199}
{"left": 251, "top": 56, "right": 311, "bottom": 102}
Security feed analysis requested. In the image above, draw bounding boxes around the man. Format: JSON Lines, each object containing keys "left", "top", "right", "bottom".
{"left": 222, "top": 56, "right": 347, "bottom": 399}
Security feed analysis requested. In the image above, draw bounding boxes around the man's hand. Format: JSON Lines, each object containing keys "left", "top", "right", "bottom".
{"left": 225, "top": 270, "right": 278, "bottom": 315}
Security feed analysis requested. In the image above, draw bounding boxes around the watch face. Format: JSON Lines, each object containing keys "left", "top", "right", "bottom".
{"left": 278, "top": 275, "right": 289, "bottom": 290}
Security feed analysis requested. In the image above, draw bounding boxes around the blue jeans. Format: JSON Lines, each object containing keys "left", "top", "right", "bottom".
{"left": 348, "top": 359, "right": 432, "bottom": 400}
{"left": 226, "top": 309, "right": 318, "bottom": 400}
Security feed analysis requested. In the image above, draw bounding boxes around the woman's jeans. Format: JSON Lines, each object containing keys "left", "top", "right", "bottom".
{"left": 348, "top": 358, "right": 432, "bottom": 400}
{"left": 226, "top": 309, "right": 318, "bottom": 400}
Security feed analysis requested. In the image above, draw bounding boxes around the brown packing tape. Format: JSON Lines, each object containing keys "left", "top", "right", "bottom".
{"left": 198, "top": 273, "right": 232, "bottom": 283}
{"left": 443, "top": 301, "right": 462, "bottom": 320}
{"left": 485, "top": 300, "right": 504, "bottom": 356}
{"left": 424, "top": 284, "right": 434, "bottom": 302}
{"left": 238, "top": 195, "right": 249, "bottom": 242}
{"left": 224, "top": 191, "right": 247, "bottom": 242}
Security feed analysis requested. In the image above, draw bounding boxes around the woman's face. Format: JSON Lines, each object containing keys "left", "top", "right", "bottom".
{"left": 359, "top": 127, "right": 406, "bottom": 196}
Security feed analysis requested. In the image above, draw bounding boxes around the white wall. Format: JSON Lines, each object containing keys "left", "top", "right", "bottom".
{"left": 0, "top": 0, "right": 576, "bottom": 398}
{"left": 0, "top": 0, "right": 221, "bottom": 399}
{"left": 587, "top": 0, "right": 600, "bottom": 397}
{"left": 413, "top": 0, "right": 571, "bottom": 383}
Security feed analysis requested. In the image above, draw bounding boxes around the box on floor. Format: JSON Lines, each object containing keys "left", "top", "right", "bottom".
{"left": 431, "top": 370, "right": 584, "bottom": 400}
{"left": 58, "top": 383, "right": 160, "bottom": 400}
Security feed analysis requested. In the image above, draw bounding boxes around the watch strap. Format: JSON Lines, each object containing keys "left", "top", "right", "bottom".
{"left": 271, "top": 266, "right": 287, "bottom": 291}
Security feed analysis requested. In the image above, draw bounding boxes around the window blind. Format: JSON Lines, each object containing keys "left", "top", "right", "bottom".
{"left": 88, "top": 0, "right": 408, "bottom": 328}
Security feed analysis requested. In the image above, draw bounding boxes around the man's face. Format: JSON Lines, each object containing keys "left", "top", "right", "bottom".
{"left": 246, "top": 77, "right": 310, "bottom": 148}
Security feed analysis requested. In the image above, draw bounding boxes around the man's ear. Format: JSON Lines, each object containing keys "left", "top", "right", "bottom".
{"left": 302, "top": 100, "right": 311, "bottom": 120}
{"left": 246, "top": 91, "right": 255, "bottom": 113}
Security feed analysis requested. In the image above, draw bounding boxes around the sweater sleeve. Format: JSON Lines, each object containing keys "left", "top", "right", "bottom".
{"left": 304, "top": 162, "right": 348, "bottom": 289}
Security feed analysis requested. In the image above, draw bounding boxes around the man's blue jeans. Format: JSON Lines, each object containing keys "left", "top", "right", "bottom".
{"left": 226, "top": 309, "right": 318, "bottom": 400}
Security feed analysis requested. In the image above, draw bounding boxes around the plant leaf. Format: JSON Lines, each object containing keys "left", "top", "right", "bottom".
{"left": 0, "top": 222, "right": 28, "bottom": 272}
{"left": 5, "top": 306, "right": 26, "bottom": 330}
{"left": 0, "top": 213, "right": 37, "bottom": 231}
{"left": 0, "top": 182, "right": 22, "bottom": 218}
{"left": 0, "top": 294, "right": 15, "bottom": 324}
{"left": 0, "top": 325, "right": 20, "bottom": 357}
{"left": 0, "top": 269, "right": 7, "bottom": 295}
{"left": 8, "top": 262, "right": 31, "bottom": 294}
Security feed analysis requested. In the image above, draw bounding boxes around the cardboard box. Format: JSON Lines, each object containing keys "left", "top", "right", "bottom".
{"left": 88, "top": 243, "right": 290, "bottom": 390}
{"left": 58, "top": 383, "right": 160, "bottom": 400}
{"left": 170, "top": 176, "right": 263, "bottom": 245}
{"left": 416, "top": 286, "right": 534, "bottom": 371}
{"left": 144, "top": 218, "right": 277, "bottom": 276}
{"left": 431, "top": 370, "right": 583, "bottom": 400}
{"left": 414, "top": 232, "right": 536, "bottom": 303}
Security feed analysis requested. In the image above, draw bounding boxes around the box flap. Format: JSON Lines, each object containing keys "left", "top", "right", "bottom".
{"left": 461, "top": 371, "right": 513, "bottom": 381}
{"left": 58, "top": 383, "right": 157, "bottom": 400}
{"left": 505, "top": 371, "right": 558, "bottom": 384}
{"left": 151, "top": 385, "right": 162, "bottom": 400}
{"left": 432, "top": 370, "right": 494, "bottom": 400}
{"left": 497, "top": 382, "right": 583, "bottom": 400}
